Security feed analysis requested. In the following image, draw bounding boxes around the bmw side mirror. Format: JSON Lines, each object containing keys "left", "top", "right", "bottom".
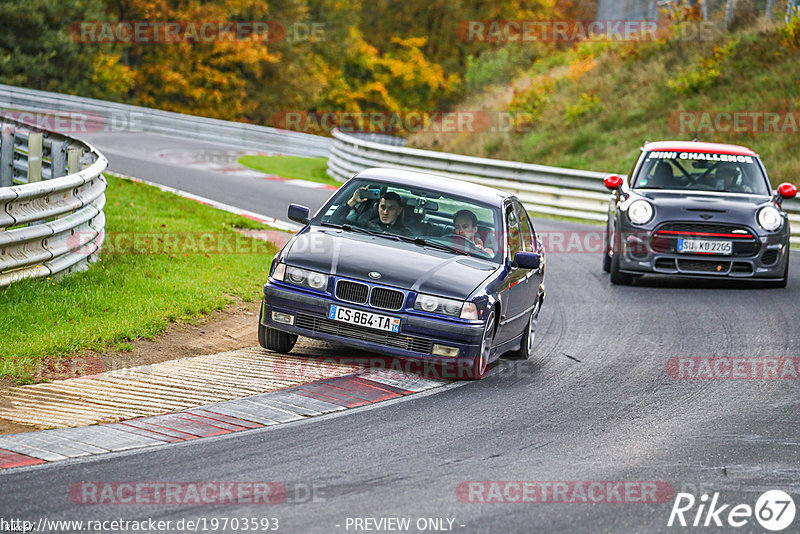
{"left": 288, "top": 204, "right": 310, "bottom": 224}
{"left": 513, "top": 252, "right": 540, "bottom": 270}
{"left": 775, "top": 183, "right": 797, "bottom": 206}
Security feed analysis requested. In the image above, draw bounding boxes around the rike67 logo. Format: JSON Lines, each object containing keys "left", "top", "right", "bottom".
{"left": 668, "top": 490, "right": 795, "bottom": 531}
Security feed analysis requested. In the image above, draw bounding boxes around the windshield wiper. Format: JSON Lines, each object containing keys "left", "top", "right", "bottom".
{"left": 397, "top": 235, "right": 468, "bottom": 255}
{"left": 320, "top": 221, "right": 400, "bottom": 240}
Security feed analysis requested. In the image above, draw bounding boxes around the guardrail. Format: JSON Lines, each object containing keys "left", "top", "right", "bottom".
{"left": 0, "top": 84, "right": 330, "bottom": 158}
{"left": 327, "top": 129, "right": 800, "bottom": 245}
{"left": 0, "top": 118, "right": 107, "bottom": 287}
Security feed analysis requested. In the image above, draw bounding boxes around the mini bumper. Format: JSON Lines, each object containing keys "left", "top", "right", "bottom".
{"left": 261, "top": 282, "right": 486, "bottom": 363}
{"left": 616, "top": 226, "right": 789, "bottom": 279}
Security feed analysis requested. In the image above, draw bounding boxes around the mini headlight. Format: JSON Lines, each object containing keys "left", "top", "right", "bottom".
{"left": 627, "top": 200, "right": 654, "bottom": 225}
{"left": 307, "top": 272, "right": 327, "bottom": 289}
{"left": 758, "top": 206, "right": 782, "bottom": 231}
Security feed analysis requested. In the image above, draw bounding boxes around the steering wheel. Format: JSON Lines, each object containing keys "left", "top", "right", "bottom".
{"left": 440, "top": 233, "right": 483, "bottom": 252}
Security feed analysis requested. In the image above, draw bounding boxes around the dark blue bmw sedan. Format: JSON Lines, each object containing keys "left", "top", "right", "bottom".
{"left": 259, "top": 168, "right": 546, "bottom": 379}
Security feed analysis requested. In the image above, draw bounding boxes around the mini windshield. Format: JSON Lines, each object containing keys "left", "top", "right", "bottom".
{"left": 633, "top": 151, "right": 770, "bottom": 196}
{"left": 317, "top": 179, "right": 503, "bottom": 262}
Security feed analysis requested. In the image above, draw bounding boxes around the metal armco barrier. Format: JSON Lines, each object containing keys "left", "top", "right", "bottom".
{"left": 0, "top": 83, "right": 330, "bottom": 158}
{"left": 327, "top": 129, "right": 800, "bottom": 245}
{"left": 2, "top": 85, "right": 796, "bottom": 246}
{"left": 0, "top": 118, "right": 107, "bottom": 287}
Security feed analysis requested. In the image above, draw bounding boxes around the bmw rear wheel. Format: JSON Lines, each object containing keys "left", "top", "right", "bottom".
{"left": 509, "top": 304, "right": 538, "bottom": 360}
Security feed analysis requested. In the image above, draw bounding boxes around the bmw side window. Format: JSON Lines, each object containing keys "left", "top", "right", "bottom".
{"left": 513, "top": 200, "right": 535, "bottom": 252}
{"left": 506, "top": 205, "right": 522, "bottom": 257}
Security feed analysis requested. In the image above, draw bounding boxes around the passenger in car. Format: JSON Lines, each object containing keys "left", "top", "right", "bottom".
{"left": 453, "top": 209, "right": 494, "bottom": 255}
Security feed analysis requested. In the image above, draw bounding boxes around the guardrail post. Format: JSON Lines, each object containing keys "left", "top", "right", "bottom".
{"left": 50, "top": 140, "right": 67, "bottom": 178}
{"left": 27, "top": 132, "right": 42, "bottom": 183}
{"left": 1, "top": 126, "right": 12, "bottom": 187}
{"left": 67, "top": 147, "right": 81, "bottom": 174}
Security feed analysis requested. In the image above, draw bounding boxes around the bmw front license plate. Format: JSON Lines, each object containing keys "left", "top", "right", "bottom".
{"left": 328, "top": 304, "right": 401, "bottom": 332}
{"left": 678, "top": 238, "right": 732, "bottom": 255}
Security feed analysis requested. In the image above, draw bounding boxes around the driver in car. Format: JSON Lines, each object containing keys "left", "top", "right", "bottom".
{"left": 453, "top": 210, "right": 494, "bottom": 255}
{"left": 345, "top": 188, "right": 410, "bottom": 235}
{"left": 717, "top": 165, "right": 751, "bottom": 193}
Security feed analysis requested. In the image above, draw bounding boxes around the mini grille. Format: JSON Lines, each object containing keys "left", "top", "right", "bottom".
{"left": 731, "top": 262, "right": 753, "bottom": 274}
{"left": 657, "top": 223, "right": 754, "bottom": 237}
{"left": 370, "top": 287, "right": 405, "bottom": 310}
{"left": 762, "top": 250, "right": 779, "bottom": 265}
{"left": 653, "top": 222, "right": 759, "bottom": 257}
{"left": 294, "top": 314, "right": 433, "bottom": 354}
{"left": 336, "top": 280, "right": 369, "bottom": 303}
{"left": 677, "top": 259, "right": 731, "bottom": 273}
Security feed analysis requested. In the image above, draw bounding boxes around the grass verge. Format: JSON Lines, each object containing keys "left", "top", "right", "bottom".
{"left": 0, "top": 175, "right": 278, "bottom": 383}
{"left": 238, "top": 155, "right": 342, "bottom": 188}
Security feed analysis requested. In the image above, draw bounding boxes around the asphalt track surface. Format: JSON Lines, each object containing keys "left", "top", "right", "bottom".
{"left": 1, "top": 132, "right": 799, "bottom": 533}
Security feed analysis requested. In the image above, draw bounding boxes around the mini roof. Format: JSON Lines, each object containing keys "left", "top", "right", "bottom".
{"left": 642, "top": 141, "right": 758, "bottom": 157}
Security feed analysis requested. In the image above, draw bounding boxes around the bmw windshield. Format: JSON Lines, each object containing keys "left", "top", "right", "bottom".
{"left": 316, "top": 179, "right": 503, "bottom": 262}
{"left": 632, "top": 151, "right": 771, "bottom": 196}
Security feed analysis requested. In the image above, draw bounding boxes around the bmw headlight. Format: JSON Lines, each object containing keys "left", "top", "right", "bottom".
{"left": 283, "top": 265, "right": 329, "bottom": 291}
{"left": 414, "top": 293, "right": 464, "bottom": 318}
{"left": 758, "top": 206, "right": 782, "bottom": 231}
{"left": 627, "top": 200, "right": 654, "bottom": 225}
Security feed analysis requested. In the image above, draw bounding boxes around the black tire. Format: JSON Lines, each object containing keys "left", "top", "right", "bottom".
{"left": 465, "top": 310, "right": 495, "bottom": 380}
{"left": 508, "top": 303, "right": 538, "bottom": 360}
{"left": 602, "top": 222, "right": 612, "bottom": 273}
{"left": 258, "top": 308, "right": 298, "bottom": 353}
{"left": 609, "top": 245, "right": 633, "bottom": 285}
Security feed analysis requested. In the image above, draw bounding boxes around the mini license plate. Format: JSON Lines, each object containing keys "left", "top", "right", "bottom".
{"left": 678, "top": 238, "right": 732, "bottom": 255}
{"left": 328, "top": 304, "right": 401, "bottom": 333}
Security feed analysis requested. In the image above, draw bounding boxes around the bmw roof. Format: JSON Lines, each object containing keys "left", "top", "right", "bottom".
{"left": 642, "top": 141, "right": 758, "bottom": 157}
{"left": 353, "top": 168, "right": 510, "bottom": 205}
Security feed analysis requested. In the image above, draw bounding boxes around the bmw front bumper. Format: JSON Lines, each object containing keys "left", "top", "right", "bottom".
{"left": 261, "top": 282, "right": 486, "bottom": 365}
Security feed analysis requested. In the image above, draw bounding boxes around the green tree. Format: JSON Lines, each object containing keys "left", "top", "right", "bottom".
{"left": 0, "top": 0, "right": 123, "bottom": 98}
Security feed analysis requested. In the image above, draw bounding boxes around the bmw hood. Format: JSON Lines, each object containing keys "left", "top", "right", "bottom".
{"left": 280, "top": 227, "right": 499, "bottom": 299}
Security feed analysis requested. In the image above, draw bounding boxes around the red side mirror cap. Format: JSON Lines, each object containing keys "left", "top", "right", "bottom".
{"left": 604, "top": 175, "right": 623, "bottom": 190}
{"left": 778, "top": 182, "right": 797, "bottom": 199}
